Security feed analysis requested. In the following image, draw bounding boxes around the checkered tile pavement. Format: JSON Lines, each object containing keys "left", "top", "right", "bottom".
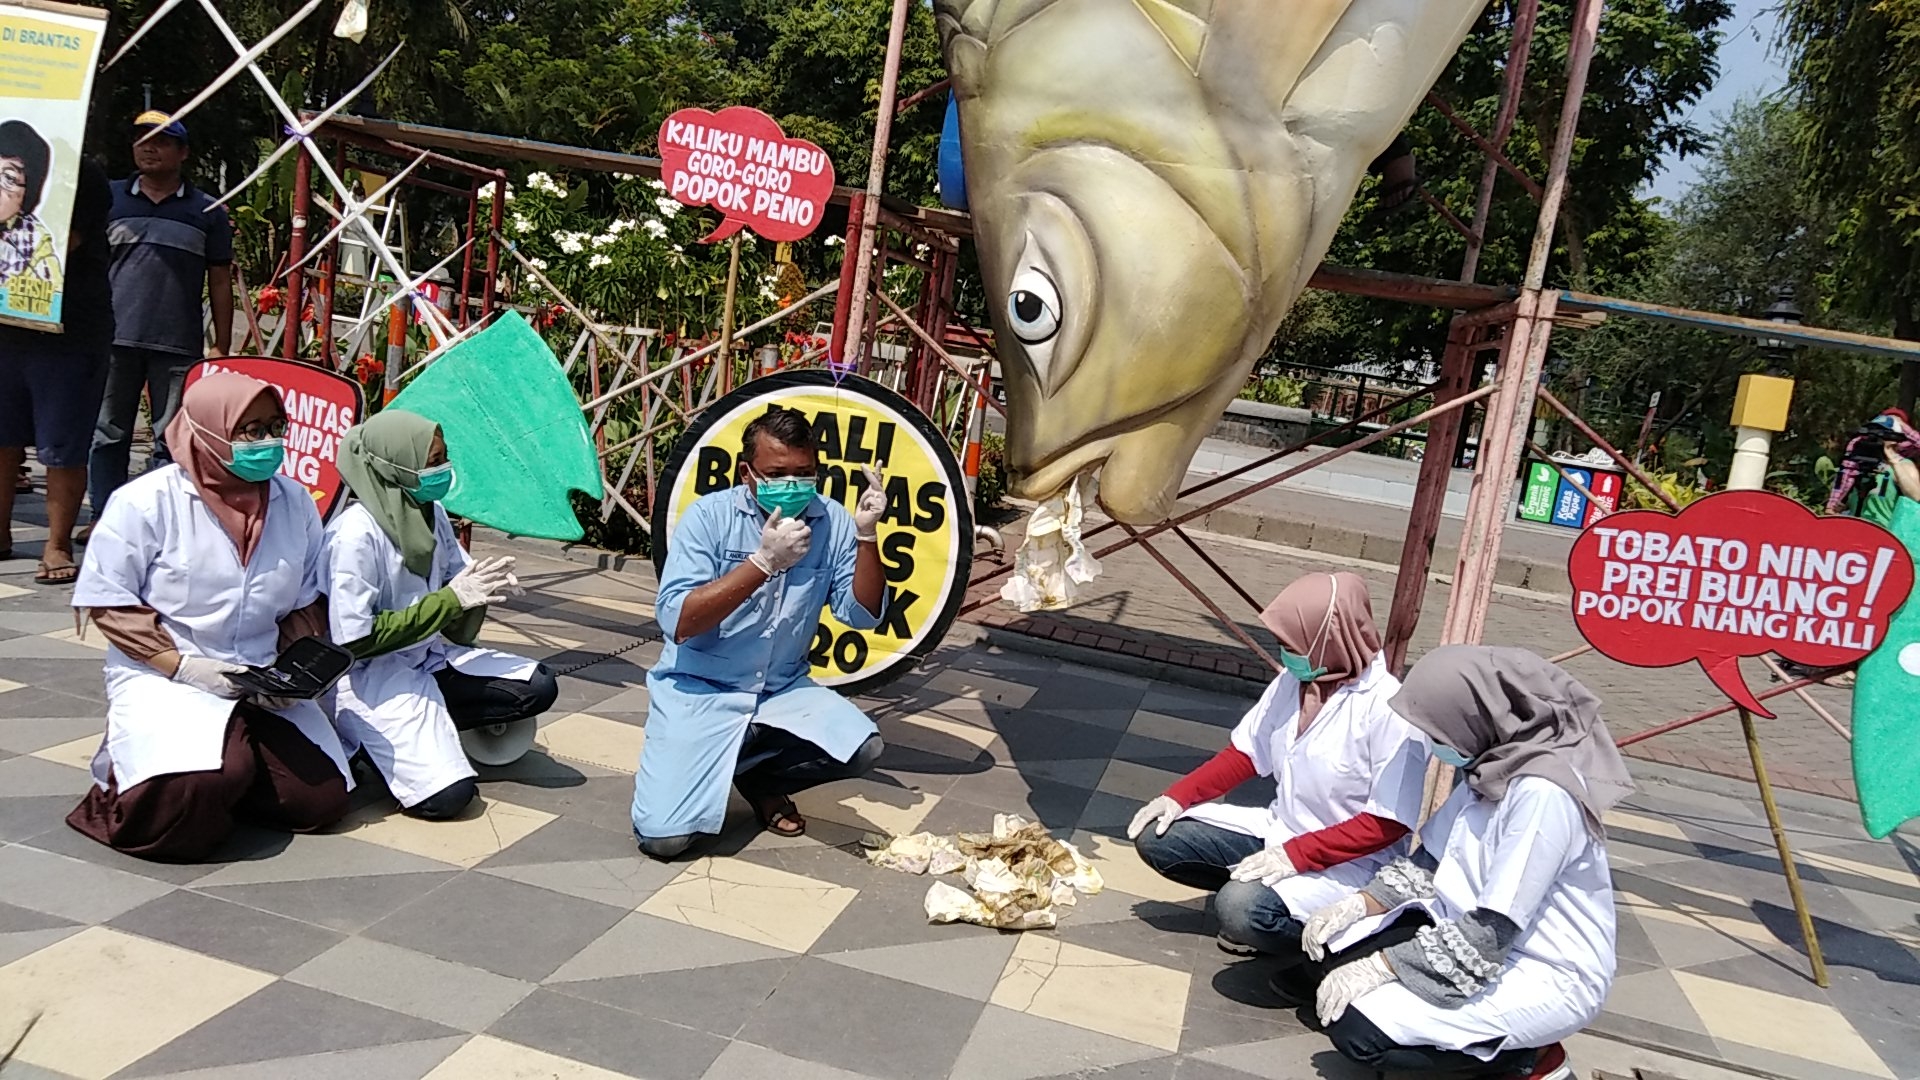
{"left": 1, "top": 503, "right": 1916, "bottom": 1080}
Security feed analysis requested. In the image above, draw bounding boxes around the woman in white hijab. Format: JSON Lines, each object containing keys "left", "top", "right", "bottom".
{"left": 1298, "top": 645, "right": 1633, "bottom": 1080}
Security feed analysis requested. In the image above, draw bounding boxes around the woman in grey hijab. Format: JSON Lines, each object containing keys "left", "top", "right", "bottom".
{"left": 1294, "top": 646, "right": 1632, "bottom": 1080}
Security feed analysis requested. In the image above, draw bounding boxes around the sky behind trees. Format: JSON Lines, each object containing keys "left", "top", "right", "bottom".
{"left": 1647, "top": 0, "right": 1784, "bottom": 201}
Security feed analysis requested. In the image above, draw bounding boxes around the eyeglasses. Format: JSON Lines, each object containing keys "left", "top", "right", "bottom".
{"left": 0, "top": 168, "right": 24, "bottom": 193}
{"left": 233, "top": 417, "right": 289, "bottom": 441}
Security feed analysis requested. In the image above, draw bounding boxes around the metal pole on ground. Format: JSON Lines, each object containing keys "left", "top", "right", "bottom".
{"left": 1719, "top": 358, "right": 1827, "bottom": 987}
{"left": 718, "top": 234, "right": 742, "bottom": 395}
{"left": 1428, "top": 0, "right": 1606, "bottom": 817}
{"left": 840, "top": 0, "right": 912, "bottom": 371}
{"left": 829, "top": 195, "right": 864, "bottom": 370}
{"left": 384, "top": 294, "right": 406, "bottom": 405}
{"left": 283, "top": 150, "right": 313, "bottom": 360}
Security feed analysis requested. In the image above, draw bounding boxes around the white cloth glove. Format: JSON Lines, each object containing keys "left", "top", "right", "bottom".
{"left": 173, "top": 656, "right": 246, "bottom": 699}
{"left": 450, "top": 555, "right": 517, "bottom": 609}
{"left": 749, "top": 509, "right": 812, "bottom": 575}
{"left": 1229, "top": 844, "right": 1298, "bottom": 887}
{"left": 1316, "top": 952, "right": 1398, "bottom": 1025}
{"left": 1302, "top": 892, "right": 1371, "bottom": 961}
{"left": 1126, "top": 795, "right": 1183, "bottom": 840}
{"left": 854, "top": 465, "right": 886, "bottom": 540}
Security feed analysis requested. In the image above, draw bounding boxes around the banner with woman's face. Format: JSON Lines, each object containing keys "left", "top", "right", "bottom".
{"left": 0, "top": 2, "right": 107, "bottom": 332}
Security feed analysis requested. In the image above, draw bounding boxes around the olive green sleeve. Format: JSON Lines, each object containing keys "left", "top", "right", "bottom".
{"left": 345, "top": 588, "right": 469, "bottom": 659}
{"left": 442, "top": 604, "right": 487, "bottom": 647}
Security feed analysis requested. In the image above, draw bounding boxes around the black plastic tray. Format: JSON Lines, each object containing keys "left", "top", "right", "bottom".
{"left": 229, "top": 636, "right": 355, "bottom": 700}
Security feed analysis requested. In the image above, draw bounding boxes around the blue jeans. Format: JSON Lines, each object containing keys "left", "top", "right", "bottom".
{"left": 1134, "top": 818, "right": 1307, "bottom": 959}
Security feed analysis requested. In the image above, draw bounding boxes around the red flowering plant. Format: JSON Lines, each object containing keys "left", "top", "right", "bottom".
{"left": 350, "top": 353, "right": 386, "bottom": 397}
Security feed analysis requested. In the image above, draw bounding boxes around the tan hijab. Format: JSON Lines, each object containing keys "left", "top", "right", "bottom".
{"left": 163, "top": 372, "right": 280, "bottom": 566}
{"left": 1390, "top": 645, "right": 1635, "bottom": 835}
{"left": 1259, "top": 572, "right": 1381, "bottom": 727}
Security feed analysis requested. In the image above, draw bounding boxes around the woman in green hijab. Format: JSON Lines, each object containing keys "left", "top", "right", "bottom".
{"left": 322, "top": 408, "right": 558, "bottom": 820}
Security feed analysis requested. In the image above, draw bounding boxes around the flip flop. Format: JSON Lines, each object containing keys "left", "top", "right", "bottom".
{"left": 757, "top": 796, "right": 807, "bottom": 837}
{"left": 34, "top": 559, "right": 78, "bottom": 586}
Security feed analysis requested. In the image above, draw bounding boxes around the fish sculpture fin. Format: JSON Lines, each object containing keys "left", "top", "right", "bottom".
{"left": 1128, "top": 0, "right": 1209, "bottom": 73}
{"left": 1201, "top": 1, "right": 1352, "bottom": 110}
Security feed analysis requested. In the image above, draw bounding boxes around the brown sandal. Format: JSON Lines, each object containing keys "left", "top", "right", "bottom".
{"left": 756, "top": 796, "right": 806, "bottom": 837}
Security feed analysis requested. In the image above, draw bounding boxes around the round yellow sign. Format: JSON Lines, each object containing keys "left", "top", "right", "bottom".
{"left": 652, "top": 370, "right": 973, "bottom": 692}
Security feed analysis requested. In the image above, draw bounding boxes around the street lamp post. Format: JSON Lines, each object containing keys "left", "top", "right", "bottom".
{"left": 1727, "top": 286, "right": 1803, "bottom": 492}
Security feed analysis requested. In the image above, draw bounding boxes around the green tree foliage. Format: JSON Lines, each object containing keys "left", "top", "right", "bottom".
{"left": 1780, "top": 0, "right": 1920, "bottom": 403}
{"left": 440, "top": 0, "right": 738, "bottom": 153}
{"left": 85, "top": 1, "right": 473, "bottom": 183}
{"left": 1276, "top": 0, "right": 1732, "bottom": 372}
{"left": 690, "top": 0, "right": 948, "bottom": 202}
{"left": 1565, "top": 99, "right": 1901, "bottom": 502}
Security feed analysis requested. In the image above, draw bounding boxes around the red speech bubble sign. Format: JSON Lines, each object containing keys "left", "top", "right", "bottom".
{"left": 184, "top": 357, "right": 365, "bottom": 521}
{"left": 1568, "top": 490, "right": 1915, "bottom": 718}
{"left": 658, "top": 106, "right": 836, "bottom": 245}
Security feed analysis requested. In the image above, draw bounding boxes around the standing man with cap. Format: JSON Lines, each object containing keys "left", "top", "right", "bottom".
{"left": 89, "top": 110, "right": 235, "bottom": 520}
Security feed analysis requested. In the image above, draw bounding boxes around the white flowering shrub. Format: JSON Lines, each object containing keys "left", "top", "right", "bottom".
{"left": 480, "top": 172, "right": 800, "bottom": 350}
{"left": 481, "top": 170, "right": 835, "bottom": 554}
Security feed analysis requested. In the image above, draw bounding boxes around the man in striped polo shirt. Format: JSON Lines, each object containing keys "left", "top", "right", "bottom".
{"left": 88, "top": 110, "right": 235, "bottom": 517}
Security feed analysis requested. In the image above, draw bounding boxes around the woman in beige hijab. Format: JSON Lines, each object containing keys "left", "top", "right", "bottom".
{"left": 66, "top": 373, "right": 352, "bottom": 861}
{"left": 1300, "top": 645, "right": 1632, "bottom": 1080}
{"left": 1128, "top": 572, "right": 1432, "bottom": 966}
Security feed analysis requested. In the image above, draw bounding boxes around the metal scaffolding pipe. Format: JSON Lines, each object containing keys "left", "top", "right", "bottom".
{"left": 840, "top": 0, "right": 913, "bottom": 368}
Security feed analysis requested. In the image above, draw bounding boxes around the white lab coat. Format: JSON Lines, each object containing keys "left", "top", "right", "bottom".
{"left": 1334, "top": 775, "right": 1617, "bottom": 1059}
{"left": 70, "top": 468, "right": 353, "bottom": 792}
{"left": 323, "top": 501, "right": 536, "bottom": 807}
{"left": 1179, "top": 653, "right": 1431, "bottom": 912}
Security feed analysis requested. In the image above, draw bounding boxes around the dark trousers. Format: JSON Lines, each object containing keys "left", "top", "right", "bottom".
{"left": 733, "top": 722, "right": 882, "bottom": 804}
{"left": 435, "top": 663, "right": 560, "bottom": 730}
{"left": 398, "top": 665, "right": 558, "bottom": 821}
{"left": 91, "top": 345, "right": 192, "bottom": 514}
{"left": 1326, "top": 1007, "right": 1538, "bottom": 1076}
{"left": 67, "top": 704, "right": 350, "bottom": 863}
{"left": 1134, "top": 818, "right": 1307, "bottom": 958}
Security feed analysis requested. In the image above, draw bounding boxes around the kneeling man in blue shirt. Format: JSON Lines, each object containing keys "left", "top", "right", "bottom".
{"left": 631, "top": 406, "right": 889, "bottom": 859}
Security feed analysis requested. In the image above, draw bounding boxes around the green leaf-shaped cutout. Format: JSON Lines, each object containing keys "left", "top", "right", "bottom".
{"left": 388, "top": 313, "right": 604, "bottom": 540}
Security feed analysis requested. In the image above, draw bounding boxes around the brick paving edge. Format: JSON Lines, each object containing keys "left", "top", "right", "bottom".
{"left": 971, "top": 623, "right": 1269, "bottom": 699}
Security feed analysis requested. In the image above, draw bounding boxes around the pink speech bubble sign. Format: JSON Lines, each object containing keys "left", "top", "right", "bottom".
{"left": 657, "top": 106, "right": 837, "bottom": 245}
{"left": 1567, "top": 489, "right": 1915, "bottom": 717}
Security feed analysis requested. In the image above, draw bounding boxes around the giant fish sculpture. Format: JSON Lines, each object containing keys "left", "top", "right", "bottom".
{"left": 935, "top": 0, "right": 1490, "bottom": 604}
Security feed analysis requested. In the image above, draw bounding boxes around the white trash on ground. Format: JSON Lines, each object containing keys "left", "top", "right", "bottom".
{"left": 865, "top": 814, "right": 1104, "bottom": 931}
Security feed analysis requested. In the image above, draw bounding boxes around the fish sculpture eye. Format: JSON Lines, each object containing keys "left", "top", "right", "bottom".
{"left": 1006, "top": 268, "right": 1061, "bottom": 345}
{"left": 935, "top": 0, "right": 1490, "bottom": 526}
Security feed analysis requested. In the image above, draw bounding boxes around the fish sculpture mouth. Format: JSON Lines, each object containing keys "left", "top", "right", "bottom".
{"left": 936, "top": 0, "right": 1491, "bottom": 525}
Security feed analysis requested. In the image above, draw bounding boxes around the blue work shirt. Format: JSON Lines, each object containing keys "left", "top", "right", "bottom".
{"left": 631, "top": 486, "right": 886, "bottom": 839}
{"left": 107, "top": 176, "right": 233, "bottom": 356}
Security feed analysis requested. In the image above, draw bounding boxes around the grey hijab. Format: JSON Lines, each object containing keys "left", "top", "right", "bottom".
{"left": 1390, "top": 645, "right": 1634, "bottom": 835}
